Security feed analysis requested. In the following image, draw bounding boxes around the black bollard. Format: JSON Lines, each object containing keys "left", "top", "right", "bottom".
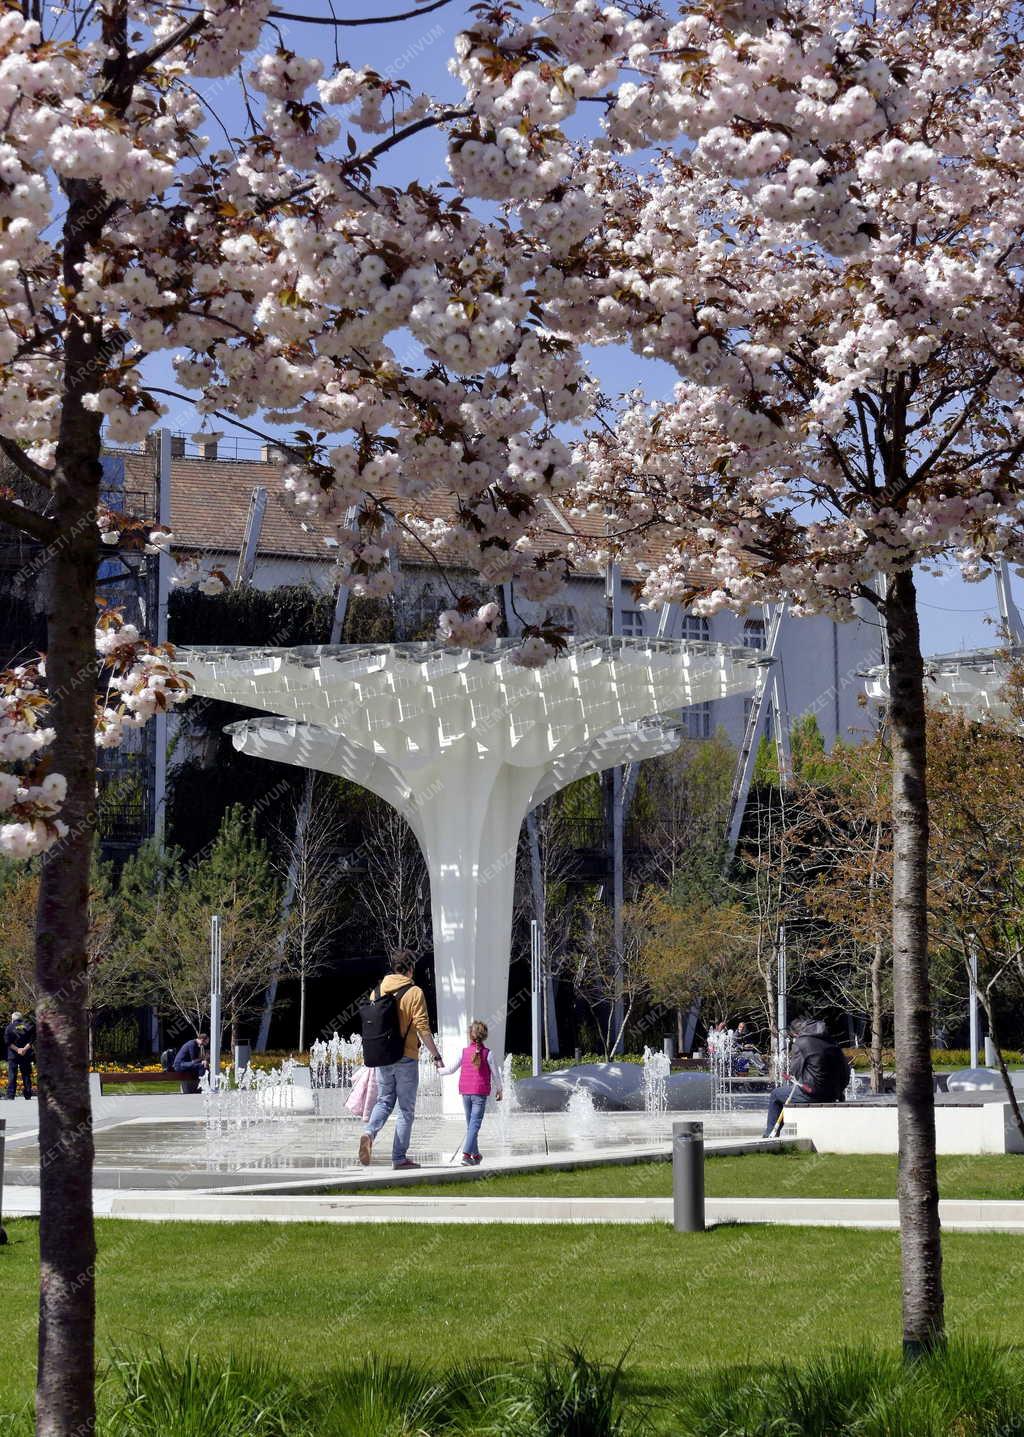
{"left": 672, "top": 1119, "right": 705, "bottom": 1232}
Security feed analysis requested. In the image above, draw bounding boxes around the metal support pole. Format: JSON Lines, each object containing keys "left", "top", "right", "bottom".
{"left": 968, "top": 946, "right": 980, "bottom": 1068}
{"left": 530, "top": 919, "right": 543, "bottom": 1077}
{"left": 672, "top": 1120, "right": 705, "bottom": 1232}
{"left": 256, "top": 531, "right": 357, "bottom": 1052}
{"left": 152, "top": 428, "right": 172, "bottom": 841}
{"left": 605, "top": 558, "right": 625, "bottom": 1052}
{"left": 526, "top": 810, "right": 558, "bottom": 1057}
{"left": 209, "top": 914, "right": 223, "bottom": 1090}
{"left": 234, "top": 485, "right": 268, "bottom": 587}
{"left": 776, "top": 925, "right": 788, "bottom": 1080}
{"left": 725, "top": 603, "right": 787, "bottom": 858}
{"left": 994, "top": 558, "right": 1024, "bottom": 645}
{"left": 610, "top": 763, "right": 625, "bottom": 1054}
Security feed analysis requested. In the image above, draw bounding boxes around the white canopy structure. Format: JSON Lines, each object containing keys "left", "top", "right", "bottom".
{"left": 176, "top": 637, "right": 763, "bottom": 1105}
{"left": 865, "top": 646, "right": 1023, "bottom": 726}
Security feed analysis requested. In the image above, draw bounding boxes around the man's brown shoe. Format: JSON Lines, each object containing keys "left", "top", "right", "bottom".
{"left": 393, "top": 1159, "right": 421, "bottom": 1170}
{"left": 358, "top": 1133, "right": 373, "bottom": 1166}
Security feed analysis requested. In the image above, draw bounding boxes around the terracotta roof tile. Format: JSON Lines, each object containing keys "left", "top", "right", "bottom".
{"left": 119, "top": 451, "right": 708, "bottom": 587}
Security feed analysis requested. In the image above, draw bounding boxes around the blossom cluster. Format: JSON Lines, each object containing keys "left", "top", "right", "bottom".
{"left": 4, "top": 0, "right": 1024, "bottom": 676}
{"left": 437, "top": 601, "right": 501, "bottom": 648}
{"left": 0, "top": 616, "right": 192, "bottom": 860}
{"left": 0, "top": 661, "right": 61, "bottom": 858}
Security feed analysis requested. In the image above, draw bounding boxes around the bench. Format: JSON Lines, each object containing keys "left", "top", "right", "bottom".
{"left": 787, "top": 1098, "right": 1024, "bottom": 1155}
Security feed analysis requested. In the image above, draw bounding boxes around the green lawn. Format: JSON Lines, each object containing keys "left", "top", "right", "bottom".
{"left": 355, "top": 1149, "right": 1024, "bottom": 1200}
{"left": 98, "top": 1080, "right": 182, "bottom": 1095}
{"left": 2, "top": 1217, "right": 1023, "bottom": 1420}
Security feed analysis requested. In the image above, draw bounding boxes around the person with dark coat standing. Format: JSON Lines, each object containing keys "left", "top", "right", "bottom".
{"left": 762, "top": 1017, "right": 851, "bottom": 1136}
{"left": 172, "top": 1032, "right": 209, "bottom": 1094}
{"left": 4, "top": 1011, "right": 35, "bottom": 1100}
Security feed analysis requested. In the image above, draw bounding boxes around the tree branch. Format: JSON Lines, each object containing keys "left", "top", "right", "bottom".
{"left": 907, "top": 368, "right": 997, "bottom": 490}
{"left": 0, "top": 436, "right": 55, "bottom": 490}
{"left": 127, "top": 13, "right": 207, "bottom": 83}
{"left": 0, "top": 493, "right": 55, "bottom": 543}
{"left": 255, "top": 107, "right": 470, "bottom": 215}
{"left": 167, "top": 0, "right": 454, "bottom": 25}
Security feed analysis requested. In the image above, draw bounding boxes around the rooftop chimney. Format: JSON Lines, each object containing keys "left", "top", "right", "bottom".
{"left": 191, "top": 430, "right": 223, "bottom": 461}
{"left": 261, "top": 444, "right": 286, "bottom": 464}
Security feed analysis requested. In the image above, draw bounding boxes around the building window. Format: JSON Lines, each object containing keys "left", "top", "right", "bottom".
{"left": 682, "top": 613, "right": 710, "bottom": 643}
{"left": 684, "top": 701, "right": 712, "bottom": 739}
{"left": 548, "top": 603, "right": 576, "bottom": 636}
{"left": 743, "top": 696, "right": 774, "bottom": 740}
{"left": 743, "top": 617, "right": 766, "bottom": 650}
{"left": 620, "top": 608, "right": 645, "bottom": 638}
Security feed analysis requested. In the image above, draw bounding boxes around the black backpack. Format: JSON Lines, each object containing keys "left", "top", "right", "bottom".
{"left": 160, "top": 1047, "right": 176, "bottom": 1072}
{"left": 359, "top": 982, "right": 414, "bottom": 1068}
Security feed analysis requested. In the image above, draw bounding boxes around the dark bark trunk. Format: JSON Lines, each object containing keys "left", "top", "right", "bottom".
{"left": 976, "top": 987, "right": 1024, "bottom": 1143}
{"left": 33, "top": 141, "right": 125, "bottom": 1429}
{"left": 36, "top": 294, "right": 104, "bottom": 1436}
{"left": 886, "top": 568, "right": 944, "bottom": 1357}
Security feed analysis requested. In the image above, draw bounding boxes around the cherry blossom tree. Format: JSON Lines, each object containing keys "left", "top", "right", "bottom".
{"left": 402, "top": 0, "right": 1024, "bottom": 1356}
{"left": 455, "top": 0, "right": 1024, "bottom": 1357}
{"left": 0, "top": 5, "right": 598, "bottom": 1428}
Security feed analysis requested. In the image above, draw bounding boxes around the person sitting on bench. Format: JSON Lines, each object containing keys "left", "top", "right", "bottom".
{"left": 763, "top": 1017, "right": 850, "bottom": 1136}
{"left": 173, "top": 1032, "right": 209, "bottom": 1094}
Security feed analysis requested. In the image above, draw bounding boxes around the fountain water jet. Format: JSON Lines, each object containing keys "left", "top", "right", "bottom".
{"left": 642, "top": 1046, "right": 671, "bottom": 1115}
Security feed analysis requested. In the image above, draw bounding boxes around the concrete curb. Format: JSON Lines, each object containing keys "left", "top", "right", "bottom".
{"left": 102, "top": 1192, "right": 1024, "bottom": 1230}
{"left": 205, "top": 1136, "right": 811, "bottom": 1196}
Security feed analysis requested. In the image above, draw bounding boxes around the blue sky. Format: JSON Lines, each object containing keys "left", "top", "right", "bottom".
{"left": 171, "top": 1, "right": 1022, "bottom": 656}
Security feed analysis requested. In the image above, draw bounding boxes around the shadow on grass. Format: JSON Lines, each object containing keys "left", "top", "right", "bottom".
{"left": 2, "top": 1338, "right": 1018, "bottom": 1437}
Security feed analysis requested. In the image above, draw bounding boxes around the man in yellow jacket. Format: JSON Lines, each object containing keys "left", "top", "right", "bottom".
{"left": 359, "top": 950, "right": 444, "bottom": 1169}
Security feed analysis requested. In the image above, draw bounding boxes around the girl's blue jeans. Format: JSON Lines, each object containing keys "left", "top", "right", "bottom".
{"left": 462, "top": 1093, "right": 487, "bottom": 1156}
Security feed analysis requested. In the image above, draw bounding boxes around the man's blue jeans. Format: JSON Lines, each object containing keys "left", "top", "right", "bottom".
{"left": 763, "top": 1083, "right": 812, "bottom": 1136}
{"left": 462, "top": 1094, "right": 487, "bottom": 1157}
{"left": 364, "top": 1057, "right": 420, "bottom": 1163}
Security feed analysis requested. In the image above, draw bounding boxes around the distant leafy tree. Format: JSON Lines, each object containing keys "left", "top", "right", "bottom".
{"left": 145, "top": 806, "right": 283, "bottom": 1050}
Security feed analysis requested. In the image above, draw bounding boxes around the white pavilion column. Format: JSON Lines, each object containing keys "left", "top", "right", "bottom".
{"left": 410, "top": 745, "right": 540, "bottom": 1111}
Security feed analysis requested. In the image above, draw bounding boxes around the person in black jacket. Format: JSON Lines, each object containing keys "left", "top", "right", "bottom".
{"left": 4, "top": 1011, "right": 35, "bottom": 1100}
{"left": 762, "top": 1017, "right": 851, "bottom": 1136}
{"left": 172, "top": 1033, "right": 209, "bottom": 1094}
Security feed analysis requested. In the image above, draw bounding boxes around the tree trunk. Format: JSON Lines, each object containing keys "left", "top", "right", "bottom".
{"left": 298, "top": 959, "right": 306, "bottom": 1053}
{"left": 36, "top": 181, "right": 108, "bottom": 1436}
{"left": 870, "top": 938, "right": 885, "bottom": 1095}
{"left": 886, "top": 569, "right": 944, "bottom": 1357}
{"left": 762, "top": 953, "right": 778, "bottom": 1080}
{"left": 976, "top": 987, "right": 1024, "bottom": 1143}
{"left": 676, "top": 1006, "right": 684, "bottom": 1053}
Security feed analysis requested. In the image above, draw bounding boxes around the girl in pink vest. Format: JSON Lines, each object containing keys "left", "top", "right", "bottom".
{"left": 439, "top": 1020, "right": 504, "bottom": 1165}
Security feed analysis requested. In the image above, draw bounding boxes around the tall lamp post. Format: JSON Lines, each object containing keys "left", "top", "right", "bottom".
{"left": 209, "top": 914, "right": 222, "bottom": 1090}
{"left": 530, "top": 919, "right": 543, "bottom": 1078}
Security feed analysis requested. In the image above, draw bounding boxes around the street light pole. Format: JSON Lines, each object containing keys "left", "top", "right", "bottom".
{"left": 209, "top": 914, "right": 222, "bottom": 1090}
{"left": 530, "top": 919, "right": 543, "bottom": 1078}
